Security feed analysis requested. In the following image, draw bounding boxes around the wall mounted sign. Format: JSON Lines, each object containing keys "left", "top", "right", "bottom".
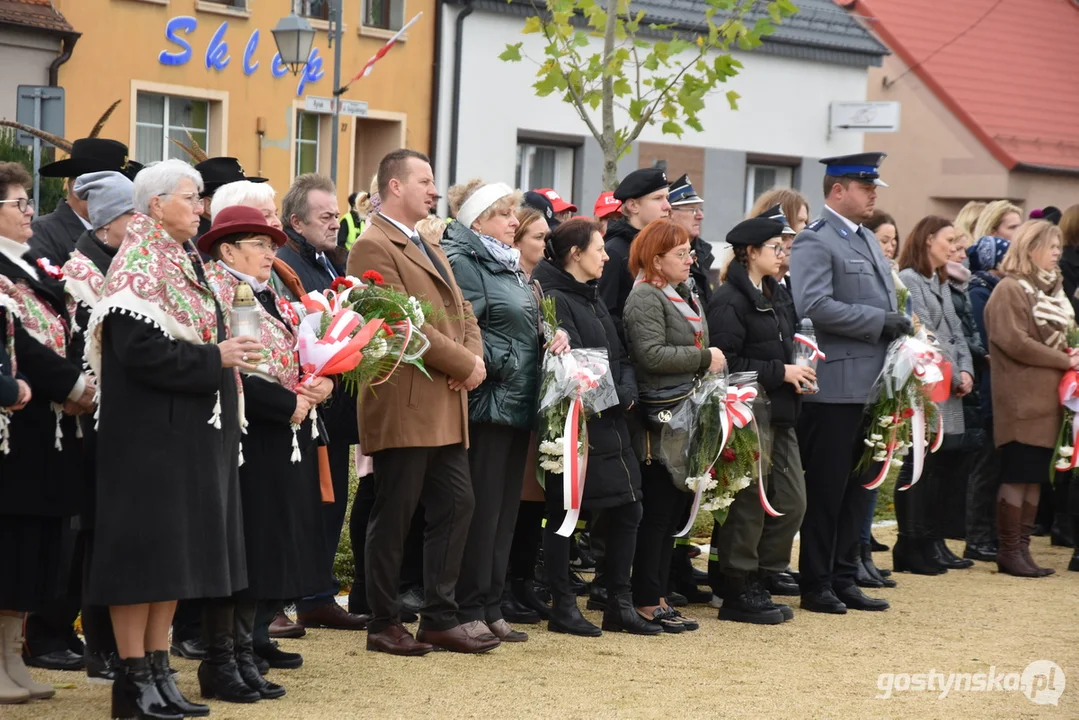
{"left": 159, "top": 16, "right": 325, "bottom": 97}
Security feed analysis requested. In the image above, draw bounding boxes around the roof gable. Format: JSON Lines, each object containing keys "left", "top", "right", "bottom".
{"left": 847, "top": 0, "right": 1079, "bottom": 172}
{"left": 0, "top": 0, "right": 76, "bottom": 35}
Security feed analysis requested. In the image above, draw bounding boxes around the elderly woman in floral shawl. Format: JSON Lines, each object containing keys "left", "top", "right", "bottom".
{"left": 86, "top": 159, "right": 263, "bottom": 720}
{"left": 194, "top": 203, "right": 333, "bottom": 704}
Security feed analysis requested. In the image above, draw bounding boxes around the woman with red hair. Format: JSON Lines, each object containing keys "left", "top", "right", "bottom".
{"left": 622, "top": 219, "right": 725, "bottom": 633}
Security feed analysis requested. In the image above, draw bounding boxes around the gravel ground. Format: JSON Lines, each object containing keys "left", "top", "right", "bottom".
{"left": 10, "top": 527, "right": 1078, "bottom": 719}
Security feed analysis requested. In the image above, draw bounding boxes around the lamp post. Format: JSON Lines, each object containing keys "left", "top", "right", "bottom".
{"left": 272, "top": 2, "right": 344, "bottom": 186}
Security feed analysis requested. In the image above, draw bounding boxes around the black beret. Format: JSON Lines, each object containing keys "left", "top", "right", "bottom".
{"left": 613, "top": 168, "right": 669, "bottom": 202}
{"left": 726, "top": 217, "right": 786, "bottom": 247}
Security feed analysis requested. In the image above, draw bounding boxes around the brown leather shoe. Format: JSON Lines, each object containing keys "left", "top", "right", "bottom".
{"left": 487, "top": 619, "right": 528, "bottom": 642}
{"left": 996, "top": 498, "right": 1041, "bottom": 578}
{"left": 417, "top": 623, "right": 501, "bottom": 653}
{"left": 366, "top": 623, "right": 433, "bottom": 656}
{"left": 297, "top": 602, "right": 371, "bottom": 630}
{"left": 269, "top": 612, "right": 306, "bottom": 639}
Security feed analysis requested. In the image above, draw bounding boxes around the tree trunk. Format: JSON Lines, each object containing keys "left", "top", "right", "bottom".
{"left": 601, "top": 0, "right": 619, "bottom": 191}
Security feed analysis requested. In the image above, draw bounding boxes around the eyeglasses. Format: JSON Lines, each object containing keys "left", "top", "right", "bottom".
{"left": 0, "top": 198, "right": 33, "bottom": 213}
{"left": 159, "top": 192, "right": 204, "bottom": 209}
{"left": 234, "top": 238, "right": 277, "bottom": 254}
{"left": 672, "top": 206, "right": 704, "bottom": 218}
{"left": 762, "top": 242, "right": 787, "bottom": 257}
{"left": 667, "top": 249, "right": 698, "bottom": 261}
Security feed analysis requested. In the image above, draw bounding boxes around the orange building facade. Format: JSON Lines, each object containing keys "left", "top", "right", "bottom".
{"left": 51, "top": 0, "right": 436, "bottom": 201}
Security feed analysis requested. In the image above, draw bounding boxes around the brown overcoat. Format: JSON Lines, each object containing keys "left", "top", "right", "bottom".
{"left": 984, "top": 276, "right": 1072, "bottom": 449}
{"left": 346, "top": 213, "right": 482, "bottom": 453}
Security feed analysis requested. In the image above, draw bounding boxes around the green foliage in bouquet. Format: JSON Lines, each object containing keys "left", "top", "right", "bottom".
{"left": 712, "top": 426, "right": 759, "bottom": 526}
{"left": 536, "top": 296, "right": 586, "bottom": 484}
{"left": 855, "top": 382, "right": 938, "bottom": 474}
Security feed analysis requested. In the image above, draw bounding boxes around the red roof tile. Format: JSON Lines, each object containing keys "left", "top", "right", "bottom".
{"left": 0, "top": 0, "right": 76, "bottom": 34}
{"left": 844, "top": 0, "right": 1079, "bottom": 172}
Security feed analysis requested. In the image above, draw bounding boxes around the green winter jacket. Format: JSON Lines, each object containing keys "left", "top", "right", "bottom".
{"left": 443, "top": 221, "right": 541, "bottom": 430}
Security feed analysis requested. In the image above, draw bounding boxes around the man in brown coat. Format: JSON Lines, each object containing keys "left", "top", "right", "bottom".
{"left": 347, "top": 149, "right": 495, "bottom": 655}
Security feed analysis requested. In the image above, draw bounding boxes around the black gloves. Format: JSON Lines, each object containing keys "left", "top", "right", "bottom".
{"left": 882, "top": 312, "right": 914, "bottom": 341}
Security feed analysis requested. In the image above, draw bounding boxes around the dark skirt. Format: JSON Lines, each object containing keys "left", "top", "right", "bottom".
{"left": 0, "top": 515, "right": 64, "bottom": 611}
{"left": 235, "top": 416, "right": 328, "bottom": 601}
{"left": 999, "top": 442, "right": 1053, "bottom": 485}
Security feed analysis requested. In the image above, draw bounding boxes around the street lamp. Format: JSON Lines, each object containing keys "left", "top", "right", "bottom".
{"left": 271, "top": 13, "right": 316, "bottom": 76}
{"left": 272, "top": 4, "right": 344, "bottom": 186}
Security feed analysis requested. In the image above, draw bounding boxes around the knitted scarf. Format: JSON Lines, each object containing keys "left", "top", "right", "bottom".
{"left": 1014, "top": 268, "right": 1074, "bottom": 351}
{"left": 86, "top": 213, "right": 245, "bottom": 431}
{"left": 478, "top": 232, "right": 521, "bottom": 273}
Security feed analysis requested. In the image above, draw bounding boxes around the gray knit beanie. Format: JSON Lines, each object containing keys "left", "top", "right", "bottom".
{"left": 73, "top": 171, "right": 135, "bottom": 231}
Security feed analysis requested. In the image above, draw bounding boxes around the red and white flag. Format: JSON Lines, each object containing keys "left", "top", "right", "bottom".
{"left": 345, "top": 12, "right": 423, "bottom": 86}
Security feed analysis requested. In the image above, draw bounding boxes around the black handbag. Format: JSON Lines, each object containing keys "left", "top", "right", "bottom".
{"left": 638, "top": 380, "right": 699, "bottom": 432}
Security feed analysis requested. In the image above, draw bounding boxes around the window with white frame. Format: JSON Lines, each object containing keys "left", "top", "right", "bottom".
{"left": 744, "top": 164, "right": 793, "bottom": 214}
{"left": 300, "top": 0, "right": 330, "bottom": 20}
{"left": 295, "top": 111, "right": 321, "bottom": 176}
{"left": 516, "top": 142, "right": 575, "bottom": 196}
{"left": 363, "top": 0, "right": 404, "bottom": 30}
{"left": 135, "top": 93, "right": 211, "bottom": 165}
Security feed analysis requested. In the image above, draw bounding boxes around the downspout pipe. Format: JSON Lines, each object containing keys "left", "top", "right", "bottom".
{"left": 48, "top": 32, "right": 80, "bottom": 87}
{"left": 427, "top": 0, "right": 444, "bottom": 170}
{"left": 448, "top": 0, "right": 474, "bottom": 186}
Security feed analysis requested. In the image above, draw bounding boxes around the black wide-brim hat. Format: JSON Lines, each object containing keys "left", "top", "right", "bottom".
{"left": 196, "top": 205, "right": 287, "bottom": 256}
{"left": 195, "top": 157, "right": 267, "bottom": 197}
{"left": 39, "top": 138, "right": 133, "bottom": 179}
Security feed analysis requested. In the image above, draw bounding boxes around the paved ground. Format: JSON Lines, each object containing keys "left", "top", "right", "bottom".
{"left": 11, "top": 527, "right": 1078, "bottom": 719}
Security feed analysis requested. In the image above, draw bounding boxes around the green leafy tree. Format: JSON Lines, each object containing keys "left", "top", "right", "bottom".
{"left": 501, "top": 0, "right": 798, "bottom": 188}
{"left": 0, "top": 129, "right": 63, "bottom": 215}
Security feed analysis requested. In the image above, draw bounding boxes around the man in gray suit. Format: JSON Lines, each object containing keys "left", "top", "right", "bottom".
{"left": 790, "top": 153, "right": 912, "bottom": 614}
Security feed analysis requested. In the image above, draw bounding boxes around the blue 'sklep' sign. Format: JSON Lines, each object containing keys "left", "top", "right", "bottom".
{"left": 159, "top": 16, "right": 325, "bottom": 96}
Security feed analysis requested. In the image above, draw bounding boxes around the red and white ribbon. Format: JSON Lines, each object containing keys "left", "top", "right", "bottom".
{"left": 555, "top": 394, "right": 589, "bottom": 537}
{"left": 793, "top": 333, "right": 826, "bottom": 361}
{"left": 1057, "top": 370, "right": 1079, "bottom": 470}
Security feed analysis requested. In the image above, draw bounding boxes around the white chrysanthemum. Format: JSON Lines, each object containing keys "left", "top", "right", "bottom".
{"left": 878, "top": 416, "right": 893, "bottom": 428}
{"left": 684, "top": 476, "right": 699, "bottom": 491}
{"left": 864, "top": 438, "right": 876, "bottom": 447}
{"left": 408, "top": 296, "right": 425, "bottom": 327}
{"left": 538, "top": 441, "right": 562, "bottom": 456}
{"left": 870, "top": 433, "right": 883, "bottom": 441}
{"left": 890, "top": 458, "right": 903, "bottom": 468}
{"left": 716, "top": 496, "right": 736, "bottom": 510}
{"left": 365, "top": 336, "right": 387, "bottom": 360}
{"left": 540, "top": 459, "right": 564, "bottom": 473}
{"left": 873, "top": 453, "right": 887, "bottom": 462}
{"left": 1056, "top": 459, "right": 1072, "bottom": 471}
{"left": 875, "top": 442, "right": 887, "bottom": 450}
{"left": 733, "top": 476, "right": 752, "bottom": 492}
{"left": 1060, "top": 446, "right": 1074, "bottom": 458}
{"left": 700, "top": 476, "right": 718, "bottom": 492}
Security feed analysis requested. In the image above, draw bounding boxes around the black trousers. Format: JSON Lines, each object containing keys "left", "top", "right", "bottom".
{"left": 25, "top": 522, "right": 85, "bottom": 657}
{"left": 366, "top": 444, "right": 473, "bottom": 634}
{"left": 348, "top": 474, "right": 425, "bottom": 615}
{"left": 508, "top": 501, "right": 545, "bottom": 581}
{"left": 631, "top": 462, "right": 691, "bottom": 607}
{"left": 297, "top": 441, "right": 353, "bottom": 612}
{"left": 796, "top": 403, "right": 873, "bottom": 594}
{"left": 966, "top": 426, "right": 1000, "bottom": 546}
{"left": 894, "top": 452, "right": 937, "bottom": 539}
{"left": 455, "top": 423, "right": 530, "bottom": 624}
{"left": 546, "top": 496, "right": 641, "bottom": 599}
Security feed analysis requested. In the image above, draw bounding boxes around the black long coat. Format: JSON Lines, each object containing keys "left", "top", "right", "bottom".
{"left": 236, "top": 291, "right": 327, "bottom": 601}
{"left": 0, "top": 252, "right": 83, "bottom": 518}
{"left": 29, "top": 199, "right": 85, "bottom": 266}
{"left": 88, "top": 308, "right": 247, "bottom": 606}
{"left": 706, "top": 259, "right": 800, "bottom": 428}
{"left": 532, "top": 259, "right": 641, "bottom": 509}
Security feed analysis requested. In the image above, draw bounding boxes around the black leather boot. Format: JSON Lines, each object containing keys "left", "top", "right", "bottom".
{"left": 1070, "top": 517, "right": 1079, "bottom": 572}
{"left": 235, "top": 602, "right": 285, "bottom": 700}
{"left": 511, "top": 578, "right": 551, "bottom": 620}
{"left": 852, "top": 544, "right": 883, "bottom": 588}
{"left": 585, "top": 573, "right": 608, "bottom": 611}
{"left": 500, "top": 587, "right": 542, "bottom": 624}
{"left": 148, "top": 650, "right": 209, "bottom": 717}
{"left": 601, "top": 593, "right": 662, "bottom": 635}
{"left": 933, "top": 539, "right": 974, "bottom": 569}
{"left": 892, "top": 535, "right": 944, "bottom": 575}
{"left": 196, "top": 601, "right": 260, "bottom": 703}
{"left": 749, "top": 574, "right": 792, "bottom": 622}
{"left": 112, "top": 656, "right": 182, "bottom": 720}
{"left": 1050, "top": 512, "right": 1074, "bottom": 547}
{"left": 860, "top": 544, "right": 896, "bottom": 587}
{"left": 548, "top": 594, "right": 601, "bottom": 637}
{"left": 718, "top": 575, "right": 783, "bottom": 625}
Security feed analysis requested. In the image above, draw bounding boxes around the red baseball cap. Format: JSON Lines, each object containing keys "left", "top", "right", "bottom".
{"left": 593, "top": 191, "right": 622, "bottom": 219}
{"left": 535, "top": 188, "right": 577, "bottom": 214}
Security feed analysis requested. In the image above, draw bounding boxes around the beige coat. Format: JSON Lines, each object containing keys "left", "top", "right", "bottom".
{"left": 984, "top": 276, "right": 1071, "bottom": 449}
{"left": 346, "top": 214, "right": 482, "bottom": 453}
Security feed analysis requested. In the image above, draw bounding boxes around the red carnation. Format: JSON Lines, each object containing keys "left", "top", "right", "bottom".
{"left": 362, "top": 270, "right": 384, "bottom": 285}
{"left": 330, "top": 276, "right": 353, "bottom": 293}
{"left": 902, "top": 408, "right": 915, "bottom": 419}
{"left": 721, "top": 448, "right": 737, "bottom": 463}
{"left": 753, "top": 451, "right": 760, "bottom": 461}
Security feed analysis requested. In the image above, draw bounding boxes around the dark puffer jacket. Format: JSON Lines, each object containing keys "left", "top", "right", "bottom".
{"left": 532, "top": 260, "right": 641, "bottom": 508}
{"left": 443, "top": 221, "right": 541, "bottom": 430}
{"left": 598, "top": 218, "right": 640, "bottom": 337}
{"left": 705, "top": 258, "right": 800, "bottom": 427}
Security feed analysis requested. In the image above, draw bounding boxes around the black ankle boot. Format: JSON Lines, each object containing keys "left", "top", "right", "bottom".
{"left": 548, "top": 595, "right": 601, "bottom": 637}
{"left": 718, "top": 575, "right": 783, "bottom": 625}
{"left": 501, "top": 586, "right": 542, "bottom": 624}
{"left": 197, "top": 601, "right": 260, "bottom": 704}
{"left": 511, "top": 578, "right": 551, "bottom": 620}
{"left": 852, "top": 544, "right": 883, "bottom": 588}
{"left": 235, "top": 602, "right": 285, "bottom": 700}
{"left": 933, "top": 539, "right": 974, "bottom": 569}
{"left": 585, "top": 573, "right": 608, "bottom": 611}
{"left": 860, "top": 544, "right": 896, "bottom": 587}
{"left": 112, "top": 656, "right": 182, "bottom": 720}
{"left": 148, "top": 650, "right": 209, "bottom": 716}
{"left": 601, "top": 593, "right": 662, "bottom": 635}
{"left": 1051, "top": 513, "right": 1075, "bottom": 547}
{"left": 892, "top": 536, "right": 944, "bottom": 575}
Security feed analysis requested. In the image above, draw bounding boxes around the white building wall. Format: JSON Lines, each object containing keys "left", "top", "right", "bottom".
{"left": 0, "top": 29, "right": 60, "bottom": 122}
{"left": 436, "top": 7, "right": 872, "bottom": 202}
